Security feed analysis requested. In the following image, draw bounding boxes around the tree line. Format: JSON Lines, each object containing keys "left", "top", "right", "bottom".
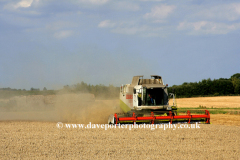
{"left": 1, "top": 73, "right": 239, "bottom": 99}
{"left": 167, "top": 73, "right": 240, "bottom": 98}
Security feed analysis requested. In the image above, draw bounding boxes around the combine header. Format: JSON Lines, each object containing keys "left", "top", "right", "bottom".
{"left": 108, "top": 75, "right": 210, "bottom": 125}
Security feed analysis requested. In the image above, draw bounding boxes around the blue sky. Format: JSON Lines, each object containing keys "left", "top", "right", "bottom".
{"left": 0, "top": 0, "right": 240, "bottom": 90}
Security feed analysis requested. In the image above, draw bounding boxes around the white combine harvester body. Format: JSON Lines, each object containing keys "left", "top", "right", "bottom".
{"left": 108, "top": 75, "right": 210, "bottom": 125}
{"left": 119, "top": 75, "right": 174, "bottom": 113}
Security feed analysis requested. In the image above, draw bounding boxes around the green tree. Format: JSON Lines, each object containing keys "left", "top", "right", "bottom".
{"left": 232, "top": 77, "right": 240, "bottom": 94}
{"left": 231, "top": 73, "right": 240, "bottom": 79}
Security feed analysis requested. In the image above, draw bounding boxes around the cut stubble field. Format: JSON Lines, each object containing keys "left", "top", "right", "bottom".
{"left": 1, "top": 121, "right": 239, "bottom": 159}
{"left": 0, "top": 96, "right": 240, "bottom": 159}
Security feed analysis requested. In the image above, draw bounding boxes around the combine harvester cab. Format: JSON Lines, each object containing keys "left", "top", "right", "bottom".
{"left": 108, "top": 75, "right": 210, "bottom": 125}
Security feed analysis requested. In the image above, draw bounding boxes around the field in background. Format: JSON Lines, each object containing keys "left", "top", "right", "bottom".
{"left": 0, "top": 95, "right": 240, "bottom": 123}
{"left": 169, "top": 96, "right": 240, "bottom": 116}
{"left": 169, "top": 96, "right": 240, "bottom": 108}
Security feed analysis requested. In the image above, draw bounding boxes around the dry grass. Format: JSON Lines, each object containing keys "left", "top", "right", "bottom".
{"left": 169, "top": 96, "right": 240, "bottom": 108}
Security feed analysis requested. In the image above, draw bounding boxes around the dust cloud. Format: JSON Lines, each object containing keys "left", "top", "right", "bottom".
{"left": 55, "top": 91, "right": 122, "bottom": 124}
{"left": 0, "top": 91, "right": 122, "bottom": 124}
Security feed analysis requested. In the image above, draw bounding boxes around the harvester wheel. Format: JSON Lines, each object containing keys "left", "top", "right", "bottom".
{"left": 108, "top": 114, "right": 116, "bottom": 125}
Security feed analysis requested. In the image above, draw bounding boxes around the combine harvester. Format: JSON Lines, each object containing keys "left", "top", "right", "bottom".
{"left": 108, "top": 75, "right": 210, "bottom": 125}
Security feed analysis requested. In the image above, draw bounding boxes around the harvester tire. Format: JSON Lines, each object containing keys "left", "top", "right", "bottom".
{"left": 108, "top": 114, "right": 116, "bottom": 125}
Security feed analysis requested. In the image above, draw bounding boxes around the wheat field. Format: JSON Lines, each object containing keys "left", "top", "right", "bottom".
{"left": 0, "top": 96, "right": 240, "bottom": 159}
{"left": 1, "top": 121, "right": 239, "bottom": 159}
{"left": 169, "top": 96, "right": 240, "bottom": 108}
